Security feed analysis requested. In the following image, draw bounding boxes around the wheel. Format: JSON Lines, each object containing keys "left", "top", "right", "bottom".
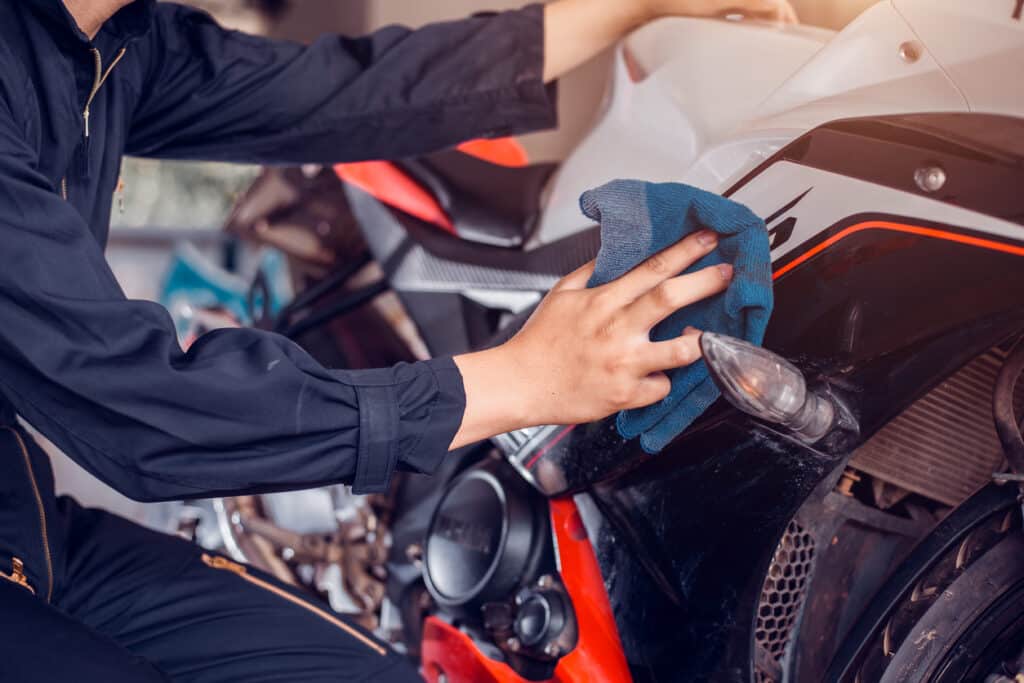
{"left": 879, "top": 533, "right": 1024, "bottom": 682}
{"left": 836, "top": 503, "right": 1024, "bottom": 683}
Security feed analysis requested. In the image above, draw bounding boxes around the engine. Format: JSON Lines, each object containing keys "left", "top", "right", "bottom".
{"left": 422, "top": 457, "right": 578, "bottom": 681}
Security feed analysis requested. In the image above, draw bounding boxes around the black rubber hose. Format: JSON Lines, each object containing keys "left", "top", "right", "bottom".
{"left": 282, "top": 280, "right": 388, "bottom": 340}
{"left": 994, "top": 337, "right": 1024, "bottom": 474}
{"left": 272, "top": 251, "right": 372, "bottom": 333}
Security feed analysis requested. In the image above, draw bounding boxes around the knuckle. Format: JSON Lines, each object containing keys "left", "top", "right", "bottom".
{"left": 602, "top": 355, "right": 626, "bottom": 376}
{"left": 645, "top": 251, "right": 671, "bottom": 276}
{"left": 672, "top": 340, "right": 697, "bottom": 366}
{"left": 591, "top": 289, "right": 616, "bottom": 312}
{"left": 653, "top": 281, "right": 677, "bottom": 309}
{"left": 596, "top": 316, "right": 619, "bottom": 340}
{"left": 608, "top": 381, "right": 635, "bottom": 408}
{"left": 655, "top": 377, "right": 672, "bottom": 400}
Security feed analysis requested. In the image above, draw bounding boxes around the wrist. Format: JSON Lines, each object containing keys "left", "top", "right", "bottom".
{"left": 450, "top": 343, "right": 535, "bottom": 449}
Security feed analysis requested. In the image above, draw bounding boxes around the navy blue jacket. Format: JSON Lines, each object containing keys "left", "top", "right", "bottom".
{"left": 0, "top": 0, "right": 556, "bottom": 501}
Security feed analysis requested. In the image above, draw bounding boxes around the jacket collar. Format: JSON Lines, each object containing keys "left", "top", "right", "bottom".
{"left": 26, "top": 0, "right": 156, "bottom": 46}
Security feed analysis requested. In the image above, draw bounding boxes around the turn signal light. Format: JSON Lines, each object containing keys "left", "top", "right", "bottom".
{"left": 700, "top": 332, "right": 835, "bottom": 443}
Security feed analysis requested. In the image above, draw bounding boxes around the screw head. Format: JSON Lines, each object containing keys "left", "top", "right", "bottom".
{"left": 543, "top": 643, "right": 561, "bottom": 658}
{"left": 505, "top": 637, "right": 522, "bottom": 652}
{"left": 914, "top": 165, "right": 947, "bottom": 193}
{"left": 537, "top": 574, "right": 555, "bottom": 590}
{"left": 898, "top": 40, "right": 922, "bottom": 64}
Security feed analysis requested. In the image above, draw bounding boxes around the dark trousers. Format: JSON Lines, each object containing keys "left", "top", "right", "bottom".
{"left": 0, "top": 424, "right": 420, "bottom": 682}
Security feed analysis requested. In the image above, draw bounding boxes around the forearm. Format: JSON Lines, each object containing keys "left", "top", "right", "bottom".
{"left": 543, "top": 0, "right": 652, "bottom": 82}
{"left": 130, "top": 5, "right": 555, "bottom": 163}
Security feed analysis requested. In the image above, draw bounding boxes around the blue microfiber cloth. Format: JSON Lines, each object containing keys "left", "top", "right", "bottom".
{"left": 583, "top": 180, "right": 774, "bottom": 453}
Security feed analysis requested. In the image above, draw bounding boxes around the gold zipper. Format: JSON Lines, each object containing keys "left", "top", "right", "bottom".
{"left": 3, "top": 428, "right": 53, "bottom": 602}
{"left": 200, "top": 554, "right": 387, "bottom": 655}
{"left": 0, "top": 557, "right": 36, "bottom": 595}
{"left": 83, "top": 47, "right": 127, "bottom": 139}
{"left": 60, "top": 46, "right": 126, "bottom": 202}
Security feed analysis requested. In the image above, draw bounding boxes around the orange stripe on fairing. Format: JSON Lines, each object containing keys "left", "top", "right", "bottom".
{"left": 773, "top": 220, "right": 1024, "bottom": 281}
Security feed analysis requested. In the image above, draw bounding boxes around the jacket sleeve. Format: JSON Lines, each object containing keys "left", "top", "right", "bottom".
{"left": 0, "top": 94, "right": 465, "bottom": 503}
{"left": 125, "top": 4, "right": 556, "bottom": 164}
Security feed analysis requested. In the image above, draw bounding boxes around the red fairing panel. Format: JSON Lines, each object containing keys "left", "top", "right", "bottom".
{"left": 333, "top": 137, "right": 529, "bottom": 235}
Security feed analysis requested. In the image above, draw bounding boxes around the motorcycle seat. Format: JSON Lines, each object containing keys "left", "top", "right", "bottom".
{"left": 395, "top": 149, "right": 558, "bottom": 249}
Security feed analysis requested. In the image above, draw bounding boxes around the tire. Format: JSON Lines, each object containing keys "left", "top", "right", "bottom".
{"left": 878, "top": 533, "right": 1024, "bottom": 682}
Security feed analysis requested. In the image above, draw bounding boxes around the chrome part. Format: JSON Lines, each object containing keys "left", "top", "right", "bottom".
{"left": 898, "top": 40, "right": 922, "bottom": 64}
{"left": 913, "top": 164, "right": 947, "bottom": 193}
{"left": 213, "top": 497, "right": 248, "bottom": 563}
{"left": 211, "top": 488, "right": 391, "bottom": 630}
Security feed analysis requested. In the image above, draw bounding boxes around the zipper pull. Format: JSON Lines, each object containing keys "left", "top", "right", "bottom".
{"left": 0, "top": 557, "right": 36, "bottom": 594}
{"left": 201, "top": 553, "right": 247, "bottom": 575}
{"left": 84, "top": 108, "right": 91, "bottom": 139}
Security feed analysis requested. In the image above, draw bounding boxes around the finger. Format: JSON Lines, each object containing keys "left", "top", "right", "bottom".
{"left": 781, "top": 1, "right": 799, "bottom": 24}
{"left": 639, "top": 327, "right": 704, "bottom": 374}
{"left": 555, "top": 260, "right": 596, "bottom": 291}
{"left": 735, "top": 0, "right": 787, "bottom": 22}
{"left": 625, "top": 263, "right": 732, "bottom": 330}
{"left": 605, "top": 230, "right": 719, "bottom": 301}
{"left": 624, "top": 372, "right": 672, "bottom": 409}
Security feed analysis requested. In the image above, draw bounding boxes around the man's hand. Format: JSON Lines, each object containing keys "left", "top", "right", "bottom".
{"left": 648, "top": 0, "right": 799, "bottom": 24}
{"left": 543, "top": 0, "right": 799, "bottom": 82}
{"left": 450, "top": 230, "right": 729, "bottom": 448}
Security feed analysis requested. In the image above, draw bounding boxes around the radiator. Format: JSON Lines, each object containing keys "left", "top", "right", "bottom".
{"left": 850, "top": 349, "right": 1023, "bottom": 507}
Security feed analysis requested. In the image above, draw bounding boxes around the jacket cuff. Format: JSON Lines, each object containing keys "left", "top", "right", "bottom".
{"left": 345, "top": 357, "right": 465, "bottom": 494}
{"left": 496, "top": 3, "right": 559, "bottom": 138}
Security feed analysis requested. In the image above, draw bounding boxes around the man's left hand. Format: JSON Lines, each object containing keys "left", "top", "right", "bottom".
{"left": 647, "top": 0, "right": 799, "bottom": 24}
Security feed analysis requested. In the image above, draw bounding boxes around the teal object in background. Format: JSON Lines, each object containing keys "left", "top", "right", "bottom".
{"left": 160, "top": 242, "right": 291, "bottom": 338}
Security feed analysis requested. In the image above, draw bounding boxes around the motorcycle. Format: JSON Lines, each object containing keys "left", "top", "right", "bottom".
{"left": 170, "top": 1, "right": 1024, "bottom": 680}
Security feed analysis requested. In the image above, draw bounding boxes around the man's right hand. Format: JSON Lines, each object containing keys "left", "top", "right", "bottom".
{"left": 450, "top": 229, "right": 730, "bottom": 449}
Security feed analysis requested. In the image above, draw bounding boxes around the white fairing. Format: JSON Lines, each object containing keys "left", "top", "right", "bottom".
{"left": 534, "top": 0, "right": 1024, "bottom": 246}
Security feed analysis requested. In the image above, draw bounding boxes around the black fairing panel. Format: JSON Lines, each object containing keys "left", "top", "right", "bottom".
{"left": 572, "top": 114, "right": 1024, "bottom": 682}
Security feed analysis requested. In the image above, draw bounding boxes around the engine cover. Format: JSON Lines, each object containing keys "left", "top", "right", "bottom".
{"left": 424, "top": 459, "right": 547, "bottom": 613}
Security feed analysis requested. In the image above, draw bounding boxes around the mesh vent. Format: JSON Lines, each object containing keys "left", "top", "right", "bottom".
{"left": 754, "top": 519, "right": 816, "bottom": 682}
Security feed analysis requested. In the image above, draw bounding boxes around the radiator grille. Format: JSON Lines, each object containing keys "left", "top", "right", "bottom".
{"left": 850, "top": 349, "right": 1024, "bottom": 506}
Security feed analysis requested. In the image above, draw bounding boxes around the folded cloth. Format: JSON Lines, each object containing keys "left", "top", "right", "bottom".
{"left": 583, "top": 180, "right": 773, "bottom": 453}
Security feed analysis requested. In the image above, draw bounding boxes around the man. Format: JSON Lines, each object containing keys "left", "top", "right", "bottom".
{"left": 0, "top": 0, "right": 796, "bottom": 680}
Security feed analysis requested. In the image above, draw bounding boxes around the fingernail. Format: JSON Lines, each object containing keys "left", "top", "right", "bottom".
{"left": 718, "top": 263, "right": 734, "bottom": 280}
{"left": 697, "top": 230, "right": 717, "bottom": 247}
